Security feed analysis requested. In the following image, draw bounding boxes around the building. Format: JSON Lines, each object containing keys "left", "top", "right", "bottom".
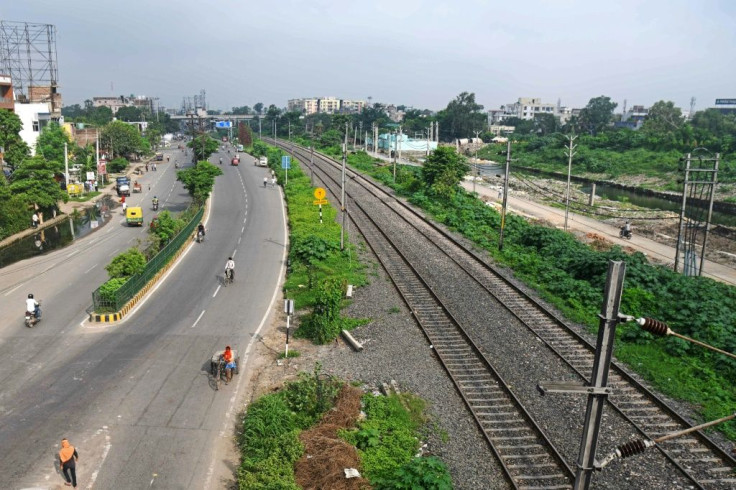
{"left": 616, "top": 105, "right": 649, "bottom": 130}
{"left": 93, "top": 95, "right": 156, "bottom": 114}
{"left": 287, "top": 97, "right": 365, "bottom": 114}
{"left": 491, "top": 97, "right": 573, "bottom": 124}
{"left": 0, "top": 74, "right": 14, "bottom": 111}
{"left": 713, "top": 99, "right": 736, "bottom": 116}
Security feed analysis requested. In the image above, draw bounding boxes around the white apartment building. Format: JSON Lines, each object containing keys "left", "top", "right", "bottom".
{"left": 287, "top": 97, "right": 365, "bottom": 114}
{"left": 93, "top": 95, "right": 155, "bottom": 114}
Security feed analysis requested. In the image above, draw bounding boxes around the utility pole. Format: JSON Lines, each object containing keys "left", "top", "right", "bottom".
{"left": 341, "top": 122, "right": 348, "bottom": 250}
{"left": 392, "top": 131, "right": 397, "bottom": 181}
{"left": 498, "top": 140, "right": 511, "bottom": 250}
{"left": 573, "top": 260, "right": 626, "bottom": 490}
{"left": 397, "top": 125, "right": 402, "bottom": 163}
{"left": 473, "top": 130, "right": 481, "bottom": 195}
{"left": 258, "top": 116, "right": 262, "bottom": 139}
{"left": 564, "top": 134, "right": 578, "bottom": 232}
{"left": 359, "top": 121, "right": 363, "bottom": 150}
{"left": 64, "top": 142, "right": 69, "bottom": 188}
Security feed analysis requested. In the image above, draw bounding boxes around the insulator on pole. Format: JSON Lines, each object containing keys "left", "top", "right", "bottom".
{"left": 637, "top": 317, "right": 671, "bottom": 336}
{"left": 598, "top": 439, "right": 655, "bottom": 468}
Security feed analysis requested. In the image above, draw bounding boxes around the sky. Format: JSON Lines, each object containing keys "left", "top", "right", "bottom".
{"left": 3, "top": 0, "right": 736, "bottom": 114}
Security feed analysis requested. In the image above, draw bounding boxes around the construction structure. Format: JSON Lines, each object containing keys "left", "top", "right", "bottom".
{"left": 0, "top": 20, "right": 61, "bottom": 114}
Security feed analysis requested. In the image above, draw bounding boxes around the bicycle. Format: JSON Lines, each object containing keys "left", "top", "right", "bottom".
{"left": 211, "top": 356, "right": 226, "bottom": 390}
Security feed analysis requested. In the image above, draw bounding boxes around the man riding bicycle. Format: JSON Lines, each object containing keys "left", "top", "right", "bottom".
{"left": 225, "top": 257, "right": 235, "bottom": 282}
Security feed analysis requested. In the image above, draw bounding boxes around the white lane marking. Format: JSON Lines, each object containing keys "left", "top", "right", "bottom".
{"left": 232, "top": 249, "right": 237, "bottom": 257}
{"left": 205, "top": 180, "right": 288, "bottom": 490}
{"left": 191, "top": 309, "right": 205, "bottom": 328}
{"left": 237, "top": 237, "right": 241, "bottom": 244}
{"left": 67, "top": 249, "right": 79, "bottom": 258}
{"left": 107, "top": 248, "right": 120, "bottom": 257}
{"left": 242, "top": 217, "right": 246, "bottom": 224}
{"left": 128, "top": 237, "right": 137, "bottom": 243}
{"left": 4, "top": 282, "right": 24, "bottom": 296}
{"left": 84, "top": 263, "right": 98, "bottom": 274}
{"left": 241, "top": 226, "right": 245, "bottom": 233}
{"left": 89, "top": 237, "right": 99, "bottom": 244}
{"left": 80, "top": 315, "right": 87, "bottom": 327}
{"left": 213, "top": 285, "right": 221, "bottom": 298}
{"left": 85, "top": 426, "right": 111, "bottom": 489}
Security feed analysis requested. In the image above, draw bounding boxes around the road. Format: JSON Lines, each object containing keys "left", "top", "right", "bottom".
{"left": 462, "top": 180, "right": 736, "bottom": 287}
{"left": 0, "top": 146, "right": 287, "bottom": 489}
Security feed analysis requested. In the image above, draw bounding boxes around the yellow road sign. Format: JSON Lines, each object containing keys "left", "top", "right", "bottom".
{"left": 313, "top": 199, "right": 329, "bottom": 205}
{"left": 314, "top": 187, "right": 326, "bottom": 200}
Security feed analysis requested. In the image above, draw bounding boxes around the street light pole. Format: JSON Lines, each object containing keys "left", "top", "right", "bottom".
{"left": 564, "top": 134, "right": 578, "bottom": 232}
{"left": 498, "top": 140, "right": 511, "bottom": 250}
{"left": 473, "top": 130, "right": 481, "bottom": 195}
{"left": 341, "top": 123, "right": 348, "bottom": 250}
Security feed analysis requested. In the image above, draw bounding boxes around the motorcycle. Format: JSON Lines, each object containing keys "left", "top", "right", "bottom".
{"left": 175, "top": 162, "right": 180, "bottom": 169}
{"left": 25, "top": 302, "right": 41, "bottom": 328}
{"left": 152, "top": 201, "right": 159, "bottom": 211}
{"left": 619, "top": 228, "right": 632, "bottom": 240}
{"left": 196, "top": 230, "right": 205, "bottom": 243}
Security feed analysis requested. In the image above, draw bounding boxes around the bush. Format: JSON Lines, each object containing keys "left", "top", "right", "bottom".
{"left": 372, "top": 456, "right": 453, "bottom": 490}
{"left": 105, "top": 248, "right": 146, "bottom": 278}
{"left": 297, "top": 279, "right": 345, "bottom": 344}
{"left": 97, "top": 277, "right": 128, "bottom": 304}
{"left": 108, "top": 157, "right": 128, "bottom": 173}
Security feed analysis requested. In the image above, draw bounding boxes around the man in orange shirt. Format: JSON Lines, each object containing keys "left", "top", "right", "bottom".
{"left": 222, "top": 346, "right": 236, "bottom": 384}
{"left": 59, "top": 438, "right": 79, "bottom": 487}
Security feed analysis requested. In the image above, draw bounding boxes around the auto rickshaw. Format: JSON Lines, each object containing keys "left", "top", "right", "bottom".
{"left": 126, "top": 206, "right": 144, "bottom": 226}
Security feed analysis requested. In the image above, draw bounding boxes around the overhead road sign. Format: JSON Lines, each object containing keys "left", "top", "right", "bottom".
{"left": 215, "top": 121, "right": 232, "bottom": 128}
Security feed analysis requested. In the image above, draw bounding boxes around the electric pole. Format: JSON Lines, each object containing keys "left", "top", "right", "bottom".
{"left": 564, "top": 134, "right": 578, "bottom": 232}
{"left": 473, "top": 130, "right": 481, "bottom": 195}
{"left": 498, "top": 140, "right": 511, "bottom": 250}
{"left": 341, "top": 122, "right": 348, "bottom": 250}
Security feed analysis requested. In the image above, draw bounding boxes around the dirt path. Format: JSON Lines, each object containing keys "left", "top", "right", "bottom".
{"left": 462, "top": 179, "right": 736, "bottom": 287}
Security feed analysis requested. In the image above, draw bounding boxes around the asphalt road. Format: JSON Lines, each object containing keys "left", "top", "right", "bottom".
{"left": 0, "top": 146, "right": 287, "bottom": 489}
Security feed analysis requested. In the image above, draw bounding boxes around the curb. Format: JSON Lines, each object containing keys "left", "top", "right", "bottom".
{"left": 89, "top": 239, "right": 189, "bottom": 323}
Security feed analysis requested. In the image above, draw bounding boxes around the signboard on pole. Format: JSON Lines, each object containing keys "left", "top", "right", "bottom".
{"left": 86, "top": 171, "right": 95, "bottom": 181}
{"left": 215, "top": 121, "right": 232, "bottom": 128}
{"left": 281, "top": 155, "right": 291, "bottom": 169}
{"left": 97, "top": 159, "right": 107, "bottom": 175}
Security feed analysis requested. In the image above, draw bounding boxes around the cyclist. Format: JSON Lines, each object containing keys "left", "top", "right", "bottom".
{"left": 222, "top": 345, "right": 236, "bottom": 384}
{"left": 225, "top": 257, "right": 235, "bottom": 282}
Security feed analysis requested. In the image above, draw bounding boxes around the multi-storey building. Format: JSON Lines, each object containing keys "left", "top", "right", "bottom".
{"left": 93, "top": 95, "right": 155, "bottom": 114}
{"left": 288, "top": 97, "right": 365, "bottom": 114}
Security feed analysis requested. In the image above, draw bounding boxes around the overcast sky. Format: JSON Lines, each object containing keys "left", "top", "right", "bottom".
{"left": 4, "top": 0, "right": 735, "bottom": 113}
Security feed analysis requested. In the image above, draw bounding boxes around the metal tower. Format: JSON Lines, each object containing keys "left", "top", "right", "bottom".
{"left": 0, "top": 21, "right": 60, "bottom": 112}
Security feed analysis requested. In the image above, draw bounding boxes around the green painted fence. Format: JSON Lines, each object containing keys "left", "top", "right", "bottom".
{"left": 92, "top": 206, "right": 204, "bottom": 312}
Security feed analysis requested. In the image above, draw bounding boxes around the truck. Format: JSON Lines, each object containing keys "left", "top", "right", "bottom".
{"left": 116, "top": 176, "right": 131, "bottom": 196}
{"left": 258, "top": 156, "right": 268, "bottom": 167}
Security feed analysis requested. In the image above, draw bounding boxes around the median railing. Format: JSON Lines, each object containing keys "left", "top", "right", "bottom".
{"left": 92, "top": 206, "right": 204, "bottom": 312}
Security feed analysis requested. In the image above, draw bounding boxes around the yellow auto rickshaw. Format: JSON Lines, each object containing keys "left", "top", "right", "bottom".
{"left": 126, "top": 206, "right": 144, "bottom": 226}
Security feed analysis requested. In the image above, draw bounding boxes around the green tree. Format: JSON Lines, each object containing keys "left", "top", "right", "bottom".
{"left": 253, "top": 102, "right": 264, "bottom": 115}
{"left": 9, "top": 155, "right": 67, "bottom": 213}
{"left": 641, "top": 100, "right": 684, "bottom": 141}
{"left": 36, "top": 122, "right": 75, "bottom": 173}
{"left": 177, "top": 161, "right": 223, "bottom": 203}
{"left": 577, "top": 96, "right": 617, "bottom": 135}
{"left": 87, "top": 106, "right": 114, "bottom": 126}
{"left": 533, "top": 113, "right": 559, "bottom": 135}
{"left": 101, "top": 120, "right": 142, "bottom": 157}
{"left": 504, "top": 116, "right": 535, "bottom": 135}
{"left": 188, "top": 134, "right": 219, "bottom": 160}
{"left": 421, "top": 147, "right": 469, "bottom": 198}
{"left": 115, "top": 106, "right": 143, "bottom": 122}
{"left": 232, "top": 106, "right": 252, "bottom": 115}
{"left": 436, "top": 92, "right": 486, "bottom": 141}
{"left": 0, "top": 178, "right": 30, "bottom": 239}
{"left": 61, "top": 104, "right": 85, "bottom": 120}
{"left": 0, "top": 109, "right": 31, "bottom": 170}
{"left": 105, "top": 248, "right": 146, "bottom": 278}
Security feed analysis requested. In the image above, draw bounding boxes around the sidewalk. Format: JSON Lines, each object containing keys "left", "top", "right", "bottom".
{"left": 462, "top": 180, "right": 736, "bottom": 287}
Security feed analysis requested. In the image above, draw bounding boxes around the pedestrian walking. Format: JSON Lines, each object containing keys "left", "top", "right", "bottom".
{"left": 145, "top": 163, "right": 149, "bottom": 172}
{"left": 122, "top": 201, "right": 128, "bottom": 213}
{"left": 271, "top": 177, "right": 276, "bottom": 188}
{"left": 59, "top": 438, "right": 79, "bottom": 487}
{"left": 31, "top": 212, "right": 39, "bottom": 228}
{"left": 153, "top": 163, "right": 157, "bottom": 171}
{"left": 263, "top": 177, "right": 268, "bottom": 188}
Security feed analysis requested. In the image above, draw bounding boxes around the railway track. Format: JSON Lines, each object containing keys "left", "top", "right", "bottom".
{"left": 269, "top": 139, "right": 736, "bottom": 489}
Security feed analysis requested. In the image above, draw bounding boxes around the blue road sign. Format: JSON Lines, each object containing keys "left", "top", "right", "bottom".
{"left": 215, "top": 121, "right": 232, "bottom": 128}
{"left": 281, "top": 156, "right": 291, "bottom": 169}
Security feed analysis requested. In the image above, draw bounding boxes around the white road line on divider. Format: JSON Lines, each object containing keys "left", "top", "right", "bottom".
{"left": 213, "top": 285, "right": 221, "bottom": 298}
{"left": 232, "top": 249, "right": 237, "bottom": 257}
{"left": 84, "top": 264, "right": 98, "bottom": 274}
{"left": 107, "top": 248, "right": 120, "bottom": 257}
{"left": 191, "top": 310, "right": 205, "bottom": 328}
{"left": 237, "top": 237, "right": 241, "bottom": 244}
{"left": 67, "top": 249, "right": 79, "bottom": 258}
{"left": 85, "top": 426, "right": 111, "bottom": 490}
{"left": 241, "top": 226, "right": 245, "bottom": 233}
